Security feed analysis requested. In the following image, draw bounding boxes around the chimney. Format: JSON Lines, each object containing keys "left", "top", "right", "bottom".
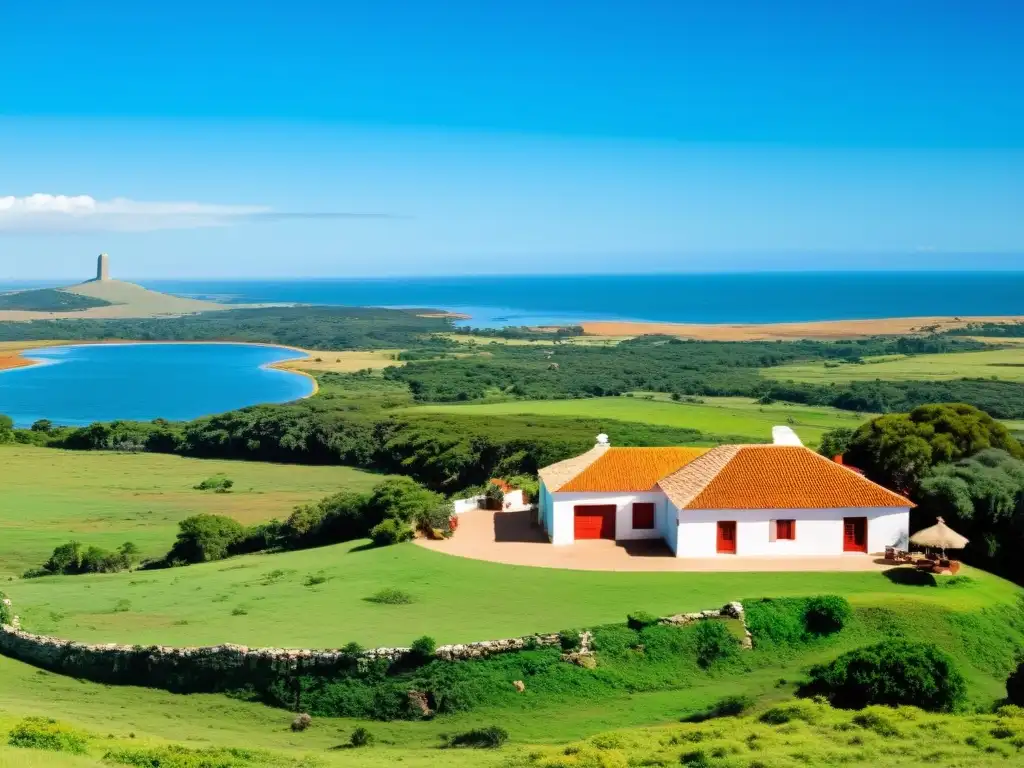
{"left": 833, "top": 454, "right": 844, "bottom": 465}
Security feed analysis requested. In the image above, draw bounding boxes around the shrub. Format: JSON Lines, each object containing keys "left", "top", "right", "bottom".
{"left": 194, "top": 474, "right": 234, "bottom": 492}
{"left": 483, "top": 482, "right": 505, "bottom": 510}
{"left": 0, "top": 592, "right": 11, "bottom": 625}
{"left": 365, "top": 588, "right": 415, "bottom": 605}
{"left": 44, "top": 541, "right": 83, "bottom": 574}
{"left": 166, "top": 514, "right": 245, "bottom": 564}
{"left": 304, "top": 574, "right": 328, "bottom": 587}
{"left": 682, "top": 694, "right": 754, "bottom": 723}
{"left": 342, "top": 642, "right": 364, "bottom": 655}
{"left": 627, "top": 611, "right": 660, "bottom": 630}
{"left": 414, "top": 500, "right": 456, "bottom": 537}
{"left": 102, "top": 744, "right": 263, "bottom": 766}
{"left": 693, "top": 620, "right": 738, "bottom": 668}
{"left": 804, "top": 595, "right": 852, "bottom": 635}
{"left": 350, "top": 726, "right": 374, "bottom": 747}
{"left": 559, "top": 629, "right": 582, "bottom": 651}
{"left": 805, "top": 640, "right": 967, "bottom": 712}
{"left": 410, "top": 635, "right": 437, "bottom": 661}
{"left": 7, "top": 717, "right": 89, "bottom": 754}
{"left": 291, "top": 713, "right": 312, "bottom": 732}
{"left": 444, "top": 726, "right": 509, "bottom": 749}
{"left": 1008, "top": 661, "right": 1024, "bottom": 706}
{"left": 369, "top": 518, "right": 412, "bottom": 546}
{"left": 744, "top": 597, "right": 808, "bottom": 645}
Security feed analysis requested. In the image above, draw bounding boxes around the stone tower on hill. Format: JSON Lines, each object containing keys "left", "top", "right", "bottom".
{"left": 96, "top": 253, "right": 110, "bottom": 281}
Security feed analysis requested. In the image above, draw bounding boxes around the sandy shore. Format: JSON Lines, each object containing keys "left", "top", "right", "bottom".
{"left": 580, "top": 315, "right": 1024, "bottom": 341}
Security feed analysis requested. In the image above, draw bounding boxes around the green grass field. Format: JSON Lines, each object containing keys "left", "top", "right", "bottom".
{"left": 6, "top": 535, "right": 1016, "bottom": 649}
{"left": 763, "top": 346, "right": 1024, "bottom": 384}
{"left": 408, "top": 395, "right": 871, "bottom": 446}
{"left": 0, "top": 446, "right": 390, "bottom": 578}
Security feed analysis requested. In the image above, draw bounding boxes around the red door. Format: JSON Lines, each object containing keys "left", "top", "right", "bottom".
{"left": 717, "top": 521, "right": 737, "bottom": 554}
{"left": 574, "top": 505, "right": 616, "bottom": 540}
{"left": 843, "top": 517, "right": 868, "bottom": 552}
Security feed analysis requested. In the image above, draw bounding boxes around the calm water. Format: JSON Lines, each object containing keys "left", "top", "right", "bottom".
{"left": 0, "top": 343, "right": 314, "bottom": 428}
{"left": 144, "top": 272, "right": 1024, "bottom": 328}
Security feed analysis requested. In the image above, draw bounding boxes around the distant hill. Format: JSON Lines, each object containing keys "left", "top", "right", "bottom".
{"left": 62, "top": 279, "right": 229, "bottom": 316}
{"left": 0, "top": 288, "right": 113, "bottom": 312}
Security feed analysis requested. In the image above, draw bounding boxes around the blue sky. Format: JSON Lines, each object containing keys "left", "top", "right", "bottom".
{"left": 2, "top": 1, "right": 1023, "bottom": 279}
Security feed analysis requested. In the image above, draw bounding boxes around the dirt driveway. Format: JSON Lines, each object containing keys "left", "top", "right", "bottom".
{"left": 415, "top": 508, "right": 891, "bottom": 573}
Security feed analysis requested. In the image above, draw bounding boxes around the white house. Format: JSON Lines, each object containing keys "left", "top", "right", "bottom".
{"left": 537, "top": 436, "right": 911, "bottom": 558}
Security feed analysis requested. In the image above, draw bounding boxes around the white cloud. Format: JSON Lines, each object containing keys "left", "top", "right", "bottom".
{"left": 0, "top": 194, "right": 388, "bottom": 233}
{"left": 0, "top": 193, "right": 269, "bottom": 232}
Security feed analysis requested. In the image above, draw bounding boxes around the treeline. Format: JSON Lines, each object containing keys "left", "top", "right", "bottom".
{"left": 942, "top": 321, "right": 1024, "bottom": 338}
{"left": 0, "top": 306, "right": 453, "bottom": 350}
{"left": 14, "top": 401, "right": 727, "bottom": 493}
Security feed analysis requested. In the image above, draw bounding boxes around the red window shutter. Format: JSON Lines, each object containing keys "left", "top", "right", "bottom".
{"left": 632, "top": 503, "right": 655, "bottom": 529}
{"left": 776, "top": 520, "right": 796, "bottom": 540}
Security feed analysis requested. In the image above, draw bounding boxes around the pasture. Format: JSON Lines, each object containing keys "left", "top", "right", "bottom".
{"left": 408, "top": 395, "right": 871, "bottom": 445}
{"left": 6, "top": 531, "right": 1015, "bottom": 649}
{"left": 763, "top": 346, "right": 1024, "bottom": 384}
{"left": 0, "top": 445, "right": 389, "bottom": 578}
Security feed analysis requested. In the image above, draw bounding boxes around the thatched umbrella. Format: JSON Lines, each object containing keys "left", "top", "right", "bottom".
{"left": 910, "top": 517, "right": 969, "bottom": 557}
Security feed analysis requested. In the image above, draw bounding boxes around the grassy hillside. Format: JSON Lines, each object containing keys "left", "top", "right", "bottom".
{"left": 5, "top": 532, "right": 1017, "bottom": 648}
{"left": 409, "top": 395, "right": 871, "bottom": 446}
{"left": 0, "top": 289, "right": 111, "bottom": 312}
{"left": 764, "top": 346, "right": 1024, "bottom": 384}
{"left": 0, "top": 445, "right": 390, "bottom": 577}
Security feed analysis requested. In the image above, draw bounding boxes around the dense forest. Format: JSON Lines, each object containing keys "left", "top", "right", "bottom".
{"left": 0, "top": 306, "right": 452, "bottom": 349}
{"left": 0, "top": 288, "right": 111, "bottom": 312}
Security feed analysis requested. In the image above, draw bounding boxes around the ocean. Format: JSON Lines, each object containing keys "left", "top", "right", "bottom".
{"left": 141, "top": 272, "right": 1024, "bottom": 328}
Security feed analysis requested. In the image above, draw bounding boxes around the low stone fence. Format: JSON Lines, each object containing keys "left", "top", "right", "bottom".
{"left": 0, "top": 597, "right": 749, "bottom": 693}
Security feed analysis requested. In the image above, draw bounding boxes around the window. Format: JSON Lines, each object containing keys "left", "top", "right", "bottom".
{"left": 775, "top": 519, "right": 796, "bottom": 540}
{"left": 632, "top": 503, "right": 655, "bottom": 529}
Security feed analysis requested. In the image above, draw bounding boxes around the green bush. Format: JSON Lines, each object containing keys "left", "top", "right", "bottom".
{"left": 682, "top": 694, "right": 754, "bottom": 723}
{"left": 166, "top": 514, "right": 245, "bottom": 564}
{"left": 559, "top": 629, "right": 582, "bottom": 651}
{"left": 483, "top": 482, "right": 505, "bottom": 510}
{"left": 444, "top": 726, "right": 509, "bottom": 749}
{"left": 0, "top": 591, "right": 12, "bottom": 625}
{"left": 350, "top": 726, "right": 374, "bottom": 747}
{"left": 413, "top": 500, "right": 455, "bottom": 537}
{"left": 805, "top": 640, "right": 967, "bottom": 712}
{"left": 626, "top": 611, "right": 660, "bottom": 630}
{"left": 692, "top": 620, "right": 738, "bottom": 668}
{"left": 102, "top": 744, "right": 263, "bottom": 766}
{"left": 369, "top": 518, "right": 412, "bottom": 546}
{"left": 342, "top": 641, "right": 364, "bottom": 655}
{"left": 194, "top": 474, "right": 234, "bottom": 492}
{"left": 410, "top": 635, "right": 437, "bottom": 661}
{"left": 590, "top": 625, "right": 640, "bottom": 655}
{"left": 7, "top": 717, "right": 89, "bottom": 754}
{"left": 804, "top": 595, "right": 852, "bottom": 635}
{"left": 744, "top": 597, "right": 808, "bottom": 645}
{"left": 365, "top": 588, "right": 415, "bottom": 605}
{"left": 1007, "top": 661, "right": 1024, "bottom": 706}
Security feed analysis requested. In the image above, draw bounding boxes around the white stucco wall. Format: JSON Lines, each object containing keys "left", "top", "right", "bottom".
{"left": 549, "top": 491, "right": 667, "bottom": 545}
{"left": 671, "top": 506, "right": 910, "bottom": 558}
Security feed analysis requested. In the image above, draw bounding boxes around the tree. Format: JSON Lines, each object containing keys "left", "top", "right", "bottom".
{"left": 817, "top": 427, "right": 854, "bottom": 460}
{"left": 916, "top": 449, "right": 1024, "bottom": 582}
{"left": 846, "top": 404, "right": 1023, "bottom": 493}
{"left": 166, "top": 514, "right": 245, "bottom": 564}
{"left": 44, "top": 542, "right": 83, "bottom": 574}
{"left": 0, "top": 414, "right": 14, "bottom": 444}
{"left": 30, "top": 419, "right": 53, "bottom": 433}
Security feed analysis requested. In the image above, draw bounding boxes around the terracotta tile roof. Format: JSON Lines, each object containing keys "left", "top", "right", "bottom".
{"left": 557, "top": 447, "right": 708, "bottom": 493}
{"left": 660, "top": 445, "right": 911, "bottom": 510}
{"left": 538, "top": 443, "right": 609, "bottom": 490}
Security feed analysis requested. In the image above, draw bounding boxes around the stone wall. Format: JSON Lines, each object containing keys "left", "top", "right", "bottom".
{"left": 0, "top": 597, "right": 748, "bottom": 693}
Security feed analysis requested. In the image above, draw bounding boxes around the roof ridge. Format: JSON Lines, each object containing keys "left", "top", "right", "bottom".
{"left": 537, "top": 443, "right": 609, "bottom": 491}
{"left": 657, "top": 445, "right": 742, "bottom": 508}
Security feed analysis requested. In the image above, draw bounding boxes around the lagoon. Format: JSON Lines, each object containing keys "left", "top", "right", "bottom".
{"left": 0, "top": 343, "right": 314, "bottom": 428}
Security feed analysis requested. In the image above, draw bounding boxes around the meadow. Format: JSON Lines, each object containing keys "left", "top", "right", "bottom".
{"left": 763, "top": 345, "right": 1024, "bottom": 384}
{"left": 409, "top": 395, "right": 872, "bottom": 446}
{"left": 0, "top": 445, "right": 389, "bottom": 578}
